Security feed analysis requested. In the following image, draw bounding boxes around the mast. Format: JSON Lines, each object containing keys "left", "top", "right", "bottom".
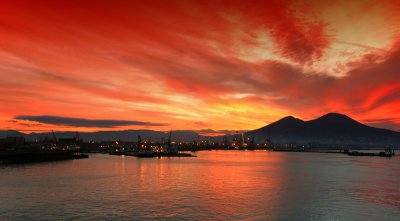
{"left": 51, "top": 130, "right": 57, "bottom": 149}
{"left": 51, "top": 130, "right": 57, "bottom": 143}
{"left": 148, "top": 137, "right": 152, "bottom": 151}
{"left": 137, "top": 135, "right": 142, "bottom": 150}
{"left": 249, "top": 136, "right": 255, "bottom": 149}
{"left": 265, "top": 136, "right": 272, "bottom": 149}
{"left": 75, "top": 131, "right": 80, "bottom": 142}
{"left": 167, "top": 129, "right": 172, "bottom": 151}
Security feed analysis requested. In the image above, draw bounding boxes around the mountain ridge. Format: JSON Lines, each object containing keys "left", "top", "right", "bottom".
{"left": 246, "top": 113, "right": 400, "bottom": 147}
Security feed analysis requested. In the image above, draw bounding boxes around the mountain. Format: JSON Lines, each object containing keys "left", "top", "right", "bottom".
{"left": 246, "top": 113, "right": 400, "bottom": 147}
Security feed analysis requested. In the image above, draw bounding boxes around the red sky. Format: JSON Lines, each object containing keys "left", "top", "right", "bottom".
{"left": 1, "top": 0, "right": 400, "bottom": 134}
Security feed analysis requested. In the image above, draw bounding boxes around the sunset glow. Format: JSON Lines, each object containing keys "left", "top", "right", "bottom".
{"left": 1, "top": 0, "right": 400, "bottom": 134}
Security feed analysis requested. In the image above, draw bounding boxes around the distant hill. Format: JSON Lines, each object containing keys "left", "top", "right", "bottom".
{"left": 0, "top": 130, "right": 25, "bottom": 138}
{"left": 246, "top": 113, "right": 400, "bottom": 147}
{"left": 0, "top": 130, "right": 211, "bottom": 143}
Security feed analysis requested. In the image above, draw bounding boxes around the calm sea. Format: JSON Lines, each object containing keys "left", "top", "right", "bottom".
{"left": 0, "top": 151, "right": 399, "bottom": 220}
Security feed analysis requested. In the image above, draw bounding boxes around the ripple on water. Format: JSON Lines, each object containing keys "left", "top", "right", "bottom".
{"left": 0, "top": 152, "right": 399, "bottom": 220}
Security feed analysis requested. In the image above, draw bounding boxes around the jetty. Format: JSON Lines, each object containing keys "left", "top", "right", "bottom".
{"left": 346, "top": 148, "right": 395, "bottom": 157}
{"left": 0, "top": 151, "right": 89, "bottom": 165}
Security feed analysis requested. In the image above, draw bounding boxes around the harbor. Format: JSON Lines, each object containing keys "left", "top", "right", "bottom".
{"left": 1, "top": 128, "right": 397, "bottom": 165}
{"left": 108, "top": 131, "right": 196, "bottom": 158}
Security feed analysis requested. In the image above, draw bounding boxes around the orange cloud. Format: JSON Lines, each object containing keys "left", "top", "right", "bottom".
{"left": 0, "top": 0, "right": 400, "bottom": 132}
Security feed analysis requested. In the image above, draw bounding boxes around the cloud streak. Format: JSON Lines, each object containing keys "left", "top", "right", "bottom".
{"left": 15, "top": 115, "right": 167, "bottom": 128}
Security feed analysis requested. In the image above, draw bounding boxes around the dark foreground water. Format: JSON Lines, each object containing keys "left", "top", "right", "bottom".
{"left": 0, "top": 151, "right": 399, "bottom": 220}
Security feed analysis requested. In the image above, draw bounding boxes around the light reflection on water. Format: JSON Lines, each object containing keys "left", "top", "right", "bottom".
{"left": 0, "top": 151, "right": 399, "bottom": 220}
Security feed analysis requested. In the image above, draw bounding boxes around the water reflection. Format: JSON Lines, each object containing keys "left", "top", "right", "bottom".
{"left": 0, "top": 151, "right": 399, "bottom": 220}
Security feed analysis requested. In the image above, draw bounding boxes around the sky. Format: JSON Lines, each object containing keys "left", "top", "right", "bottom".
{"left": 1, "top": 0, "right": 400, "bottom": 135}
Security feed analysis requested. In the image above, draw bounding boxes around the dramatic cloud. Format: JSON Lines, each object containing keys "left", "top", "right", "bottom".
{"left": 15, "top": 116, "right": 167, "bottom": 128}
{"left": 1, "top": 0, "right": 400, "bottom": 132}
